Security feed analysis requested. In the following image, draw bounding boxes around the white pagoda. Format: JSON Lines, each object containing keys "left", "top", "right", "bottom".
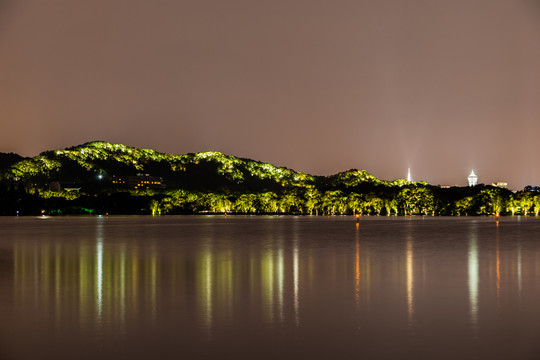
{"left": 468, "top": 170, "right": 478, "bottom": 186}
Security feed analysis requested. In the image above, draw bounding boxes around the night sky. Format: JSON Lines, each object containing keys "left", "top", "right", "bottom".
{"left": 1, "top": 0, "right": 539, "bottom": 189}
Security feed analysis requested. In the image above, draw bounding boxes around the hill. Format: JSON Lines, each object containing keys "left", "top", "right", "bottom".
{"left": 0, "top": 152, "right": 26, "bottom": 172}
{"left": 1, "top": 141, "right": 316, "bottom": 192}
{"left": 0, "top": 141, "right": 531, "bottom": 217}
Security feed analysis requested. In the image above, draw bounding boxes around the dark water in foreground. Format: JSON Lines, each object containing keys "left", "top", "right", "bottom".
{"left": 0, "top": 216, "right": 540, "bottom": 360}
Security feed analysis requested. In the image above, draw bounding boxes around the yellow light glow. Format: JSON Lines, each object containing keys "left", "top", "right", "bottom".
{"left": 406, "top": 238, "right": 414, "bottom": 325}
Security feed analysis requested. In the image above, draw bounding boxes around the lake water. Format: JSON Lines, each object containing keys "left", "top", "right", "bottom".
{"left": 0, "top": 216, "right": 539, "bottom": 359}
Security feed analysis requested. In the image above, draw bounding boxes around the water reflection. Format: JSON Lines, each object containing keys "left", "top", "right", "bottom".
{"left": 355, "top": 223, "right": 360, "bottom": 307}
{"left": 468, "top": 223, "right": 479, "bottom": 330}
{"left": 197, "top": 235, "right": 217, "bottom": 340}
{"left": 96, "top": 223, "right": 103, "bottom": 323}
{"left": 354, "top": 222, "right": 371, "bottom": 314}
{"left": 517, "top": 242, "right": 522, "bottom": 299}
{"left": 5, "top": 217, "right": 540, "bottom": 359}
{"left": 11, "top": 219, "right": 345, "bottom": 337}
{"left": 406, "top": 234, "right": 414, "bottom": 326}
{"left": 261, "top": 245, "right": 274, "bottom": 324}
{"left": 277, "top": 245, "right": 284, "bottom": 324}
{"left": 293, "top": 234, "right": 300, "bottom": 327}
{"left": 496, "top": 226, "right": 501, "bottom": 307}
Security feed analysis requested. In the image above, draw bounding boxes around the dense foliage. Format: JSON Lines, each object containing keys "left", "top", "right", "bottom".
{"left": 0, "top": 141, "right": 538, "bottom": 216}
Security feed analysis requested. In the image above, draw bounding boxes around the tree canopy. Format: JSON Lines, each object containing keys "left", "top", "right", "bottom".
{"left": 0, "top": 141, "right": 535, "bottom": 216}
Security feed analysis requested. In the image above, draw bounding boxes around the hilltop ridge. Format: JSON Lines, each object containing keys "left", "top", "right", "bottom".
{"left": 0, "top": 141, "right": 534, "bottom": 217}
{"left": 1, "top": 141, "right": 398, "bottom": 192}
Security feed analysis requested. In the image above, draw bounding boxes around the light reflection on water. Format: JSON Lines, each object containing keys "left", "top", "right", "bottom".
{"left": 2, "top": 216, "right": 540, "bottom": 359}
{"left": 406, "top": 232, "right": 414, "bottom": 328}
{"left": 468, "top": 222, "right": 479, "bottom": 331}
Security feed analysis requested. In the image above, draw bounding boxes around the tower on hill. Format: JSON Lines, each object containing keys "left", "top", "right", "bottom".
{"left": 468, "top": 170, "right": 478, "bottom": 186}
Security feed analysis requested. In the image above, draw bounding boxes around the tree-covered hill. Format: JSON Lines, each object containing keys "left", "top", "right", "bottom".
{"left": 0, "top": 141, "right": 537, "bottom": 216}
{"left": 1, "top": 141, "right": 315, "bottom": 192}
{"left": 0, "top": 152, "right": 26, "bottom": 172}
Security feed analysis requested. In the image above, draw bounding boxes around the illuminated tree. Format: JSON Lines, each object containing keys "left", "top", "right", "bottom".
{"left": 518, "top": 192, "right": 533, "bottom": 216}
{"left": 398, "top": 188, "right": 413, "bottom": 215}
{"left": 533, "top": 194, "right": 540, "bottom": 216}
{"left": 234, "top": 194, "right": 257, "bottom": 213}
{"left": 159, "top": 197, "right": 175, "bottom": 214}
{"left": 256, "top": 192, "right": 278, "bottom": 213}
{"left": 477, "top": 189, "right": 506, "bottom": 215}
{"left": 322, "top": 190, "right": 346, "bottom": 215}
{"left": 491, "top": 190, "right": 506, "bottom": 215}
{"left": 347, "top": 193, "right": 363, "bottom": 215}
{"left": 304, "top": 189, "right": 321, "bottom": 215}
{"left": 455, "top": 196, "right": 474, "bottom": 216}
{"left": 360, "top": 193, "right": 374, "bottom": 215}
{"left": 506, "top": 195, "right": 519, "bottom": 216}
{"left": 205, "top": 193, "right": 231, "bottom": 213}
{"left": 278, "top": 193, "right": 303, "bottom": 214}
{"left": 385, "top": 198, "right": 398, "bottom": 215}
{"left": 371, "top": 195, "right": 384, "bottom": 215}
{"left": 398, "top": 187, "right": 435, "bottom": 215}
{"left": 149, "top": 199, "right": 161, "bottom": 215}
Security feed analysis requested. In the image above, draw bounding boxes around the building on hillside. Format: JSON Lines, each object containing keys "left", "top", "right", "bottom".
{"left": 111, "top": 175, "right": 126, "bottom": 185}
{"left": 128, "top": 174, "right": 163, "bottom": 189}
{"left": 468, "top": 170, "right": 478, "bottom": 186}
{"left": 491, "top": 182, "right": 507, "bottom": 189}
{"left": 112, "top": 174, "right": 164, "bottom": 189}
{"left": 64, "top": 187, "right": 81, "bottom": 193}
{"left": 49, "top": 181, "right": 81, "bottom": 192}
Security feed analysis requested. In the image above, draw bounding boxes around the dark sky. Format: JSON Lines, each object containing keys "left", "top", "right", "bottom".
{"left": 1, "top": 0, "right": 539, "bottom": 189}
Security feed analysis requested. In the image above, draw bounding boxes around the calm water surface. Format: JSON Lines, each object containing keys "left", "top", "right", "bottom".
{"left": 0, "top": 216, "right": 540, "bottom": 359}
